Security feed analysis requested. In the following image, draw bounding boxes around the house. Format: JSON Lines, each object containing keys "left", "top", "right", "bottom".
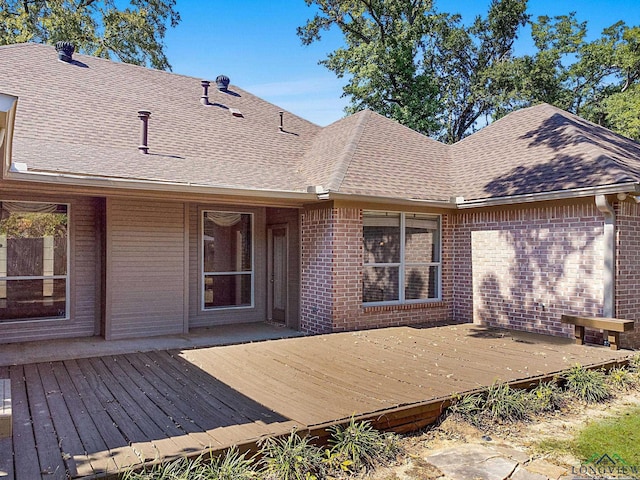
{"left": 0, "top": 42, "right": 639, "bottom": 347}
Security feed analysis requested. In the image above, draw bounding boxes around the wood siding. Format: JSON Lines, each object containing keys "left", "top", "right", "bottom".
{"left": 105, "top": 198, "right": 186, "bottom": 340}
{"left": 0, "top": 194, "right": 100, "bottom": 344}
{"left": 267, "top": 207, "right": 301, "bottom": 329}
{"left": 189, "top": 204, "right": 267, "bottom": 328}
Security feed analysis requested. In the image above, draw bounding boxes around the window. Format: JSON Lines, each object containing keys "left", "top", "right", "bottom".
{"left": 202, "top": 211, "right": 253, "bottom": 309}
{"left": 0, "top": 202, "right": 69, "bottom": 322}
{"left": 363, "top": 211, "right": 441, "bottom": 304}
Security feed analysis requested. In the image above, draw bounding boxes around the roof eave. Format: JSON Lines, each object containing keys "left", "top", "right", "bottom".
{"left": 317, "top": 191, "right": 457, "bottom": 209}
{"left": 3, "top": 169, "right": 318, "bottom": 204}
{"left": 455, "top": 182, "right": 640, "bottom": 209}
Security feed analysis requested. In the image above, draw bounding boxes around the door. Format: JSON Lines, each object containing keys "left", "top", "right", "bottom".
{"left": 267, "top": 225, "right": 288, "bottom": 323}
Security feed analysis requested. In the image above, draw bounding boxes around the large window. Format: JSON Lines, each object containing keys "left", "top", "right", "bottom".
{"left": 363, "top": 211, "right": 441, "bottom": 305}
{"left": 0, "top": 202, "right": 69, "bottom": 322}
{"left": 202, "top": 211, "right": 253, "bottom": 309}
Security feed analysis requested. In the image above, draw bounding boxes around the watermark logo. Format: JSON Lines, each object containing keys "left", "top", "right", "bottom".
{"left": 571, "top": 453, "right": 640, "bottom": 479}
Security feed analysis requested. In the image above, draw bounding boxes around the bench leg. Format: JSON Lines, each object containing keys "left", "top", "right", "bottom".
{"left": 606, "top": 331, "right": 620, "bottom": 350}
{"left": 574, "top": 325, "right": 585, "bottom": 345}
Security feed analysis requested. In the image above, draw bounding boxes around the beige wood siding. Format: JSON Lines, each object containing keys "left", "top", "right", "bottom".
{"left": 189, "top": 204, "right": 266, "bottom": 327}
{"left": 105, "top": 198, "right": 186, "bottom": 340}
{"left": 0, "top": 195, "right": 100, "bottom": 344}
{"left": 267, "top": 207, "right": 301, "bottom": 329}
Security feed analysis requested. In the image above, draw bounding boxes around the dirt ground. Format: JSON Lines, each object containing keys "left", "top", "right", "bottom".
{"left": 367, "top": 389, "right": 640, "bottom": 480}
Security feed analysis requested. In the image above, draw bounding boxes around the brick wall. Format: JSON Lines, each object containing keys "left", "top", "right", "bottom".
{"left": 452, "top": 204, "right": 605, "bottom": 338}
{"left": 616, "top": 201, "right": 640, "bottom": 348}
{"left": 300, "top": 205, "right": 335, "bottom": 334}
{"left": 300, "top": 205, "right": 452, "bottom": 334}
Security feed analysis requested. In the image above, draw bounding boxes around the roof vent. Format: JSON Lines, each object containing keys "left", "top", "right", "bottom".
{"left": 55, "top": 41, "right": 75, "bottom": 62}
{"left": 279, "top": 111, "right": 284, "bottom": 132}
{"left": 137, "top": 110, "right": 151, "bottom": 154}
{"left": 216, "top": 75, "right": 230, "bottom": 92}
{"left": 200, "top": 80, "right": 211, "bottom": 105}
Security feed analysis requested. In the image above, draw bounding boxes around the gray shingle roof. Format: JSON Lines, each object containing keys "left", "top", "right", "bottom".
{"left": 2, "top": 43, "right": 640, "bottom": 203}
{"left": 452, "top": 103, "right": 640, "bottom": 201}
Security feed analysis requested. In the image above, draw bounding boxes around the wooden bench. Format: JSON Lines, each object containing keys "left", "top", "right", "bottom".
{"left": 0, "top": 379, "right": 10, "bottom": 438}
{"left": 561, "top": 315, "right": 635, "bottom": 350}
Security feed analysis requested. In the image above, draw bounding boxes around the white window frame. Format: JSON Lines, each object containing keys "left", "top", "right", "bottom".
{"left": 0, "top": 200, "right": 70, "bottom": 323}
{"left": 363, "top": 211, "right": 442, "bottom": 306}
{"left": 201, "top": 210, "right": 255, "bottom": 311}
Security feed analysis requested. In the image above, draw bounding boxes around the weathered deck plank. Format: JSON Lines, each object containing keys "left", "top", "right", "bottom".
{"left": 3, "top": 324, "right": 633, "bottom": 480}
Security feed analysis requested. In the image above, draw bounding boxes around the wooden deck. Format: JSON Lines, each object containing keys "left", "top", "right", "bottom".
{"left": 0, "top": 324, "right": 634, "bottom": 480}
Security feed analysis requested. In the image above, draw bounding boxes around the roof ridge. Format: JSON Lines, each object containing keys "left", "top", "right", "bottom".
{"left": 325, "top": 110, "right": 371, "bottom": 192}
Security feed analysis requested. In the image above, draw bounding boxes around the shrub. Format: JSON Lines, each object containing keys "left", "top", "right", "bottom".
{"left": 607, "top": 366, "right": 637, "bottom": 391}
{"left": 627, "top": 354, "right": 640, "bottom": 373}
{"left": 259, "top": 430, "right": 325, "bottom": 480}
{"left": 121, "top": 455, "right": 207, "bottom": 479}
{"left": 562, "top": 365, "right": 610, "bottom": 403}
{"left": 529, "top": 380, "right": 566, "bottom": 413}
{"left": 484, "top": 382, "right": 530, "bottom": 422}
{"left": 327, "top": 418, "right": 400, "bottom": 474}
{"left": 447, "top": 392, "right": 485, "bottom": 425}
{"left": 203, "top": 447, "right": 259, "bottom": 480}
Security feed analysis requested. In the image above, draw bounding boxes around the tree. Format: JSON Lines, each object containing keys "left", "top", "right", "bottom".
{"left": 0, "top": 0, "right": 180, "bottom": 70}
{"left": 501, "top": 15, "right": 640, "bottom": 140}
{"left": 298, "top": 0, "right": 529, "bottom": 143}
{"left": 300, "top": 0, "right": 640, "bottom": 142}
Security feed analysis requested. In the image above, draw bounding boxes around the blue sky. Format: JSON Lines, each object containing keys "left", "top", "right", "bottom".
{"left": 164, "top": 1, "right": 640, "bottom": 126}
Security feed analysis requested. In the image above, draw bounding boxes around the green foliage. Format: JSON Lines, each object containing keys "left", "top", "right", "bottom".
{"left": 0, "top": 212, "right": 67, "bottom": 238}
{"left": 298, "top": 0, "right": 528, "bottom": 142}
{"left": 608, "top": 366, "right": 638, "bottom": 391}
{"left": 449, "top": 382, "right": 529, "bottom": 425}
{"left": 563, "top": 365, "right": 610, "bottom": 404}
{"left": 573, "top": 406, "right": 640, "bottom": 465}
{"left": 258, "top": 430, "right": 325, "bottom": 480}
{"left": 327, "top": 418, "right": 400, "bottom": 473}
{"left": 202, "top": 447, "right": 259, "bottom": 480}
{"left": 529, "top": 381, "right": 566, "bottom": 413}
{"left": 121, "top": 455, "right": 208, "bottom": 479}
{"left": 0, "top": 0, "right": 180, "bottom": 70}
{"left": 447, "top": 392, "right": 485, "bottom": 425}
{"left": 484, "top": 382, "right": 530, "bottom": 422}
{"left": 628, "top": 354, "right": 640, "bottom": 373}
{"left": 300, "top": 1, "right": 640, "bottom": 142}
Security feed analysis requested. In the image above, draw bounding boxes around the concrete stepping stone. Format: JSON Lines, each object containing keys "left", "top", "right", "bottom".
{"left": 425, "top": 443, "right": 518, "bottom": 480}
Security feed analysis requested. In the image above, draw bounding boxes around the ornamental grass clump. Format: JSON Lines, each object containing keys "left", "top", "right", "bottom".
{"left": 562, "top": 365, "right": 610, "bottom": 404}
{"left": 258, "top": 430, "right": 325, "bottom": 480}
{"left": 203, "top": 447, "right": 259, "bottom": 480}
{"left": 327, "top": 418, "right": 401, "bottom": 474}
{"left": 447, "top": 392, "right": 485, "bottom": 425}
{"left": 121, "top": 455, "right": 208, "bottom": 480}
{"left": 607, "top": 366, "right": 638, "bottom": 391}
{"left": 529, "top": 380, "right": 566, "bottom": 413}
{"left": 484, "top": 381, "right": 530, "bottom": 422}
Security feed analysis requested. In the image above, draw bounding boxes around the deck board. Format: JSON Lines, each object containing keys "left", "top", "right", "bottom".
{"left": 2, "top": 324, "right": 634, "bottom": 479}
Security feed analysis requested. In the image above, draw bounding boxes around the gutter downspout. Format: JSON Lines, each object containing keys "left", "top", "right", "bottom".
{"left": 595, "top": 195, "right": 615, "bottom": 318}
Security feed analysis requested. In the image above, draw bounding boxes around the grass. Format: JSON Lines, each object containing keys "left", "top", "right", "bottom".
{"left": 573, "top": 405, "right": 640, "bottom": 465}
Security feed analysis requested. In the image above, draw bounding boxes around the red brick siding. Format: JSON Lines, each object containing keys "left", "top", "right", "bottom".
{"left": 300, "top": 206, "right": 335, "bottom": 334}
{"left": 616, "top": 201, "right": 640, "bottom": 348}
{"left": 452, "top": 205, "right": 605, "bottom": 338}
{"left": 300, "top": 205, "right": 452, "bottom": 334}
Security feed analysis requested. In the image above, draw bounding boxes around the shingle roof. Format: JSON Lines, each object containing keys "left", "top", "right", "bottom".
{"left": 2, "top": 43, "right": 640, "bottom": 204}
{"left": 451, "top": 103, "right": 640, "bottom": 201}
{"left": 300, "top": 110, "right": 451, "bottom": 201}
{"left": 1, "top": 43, "right": 320, "bottom": 192}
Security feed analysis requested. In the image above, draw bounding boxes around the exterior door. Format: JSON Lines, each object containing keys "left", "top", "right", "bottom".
{"left": 267, "top": 226, "right": 287, "bottom": 323}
